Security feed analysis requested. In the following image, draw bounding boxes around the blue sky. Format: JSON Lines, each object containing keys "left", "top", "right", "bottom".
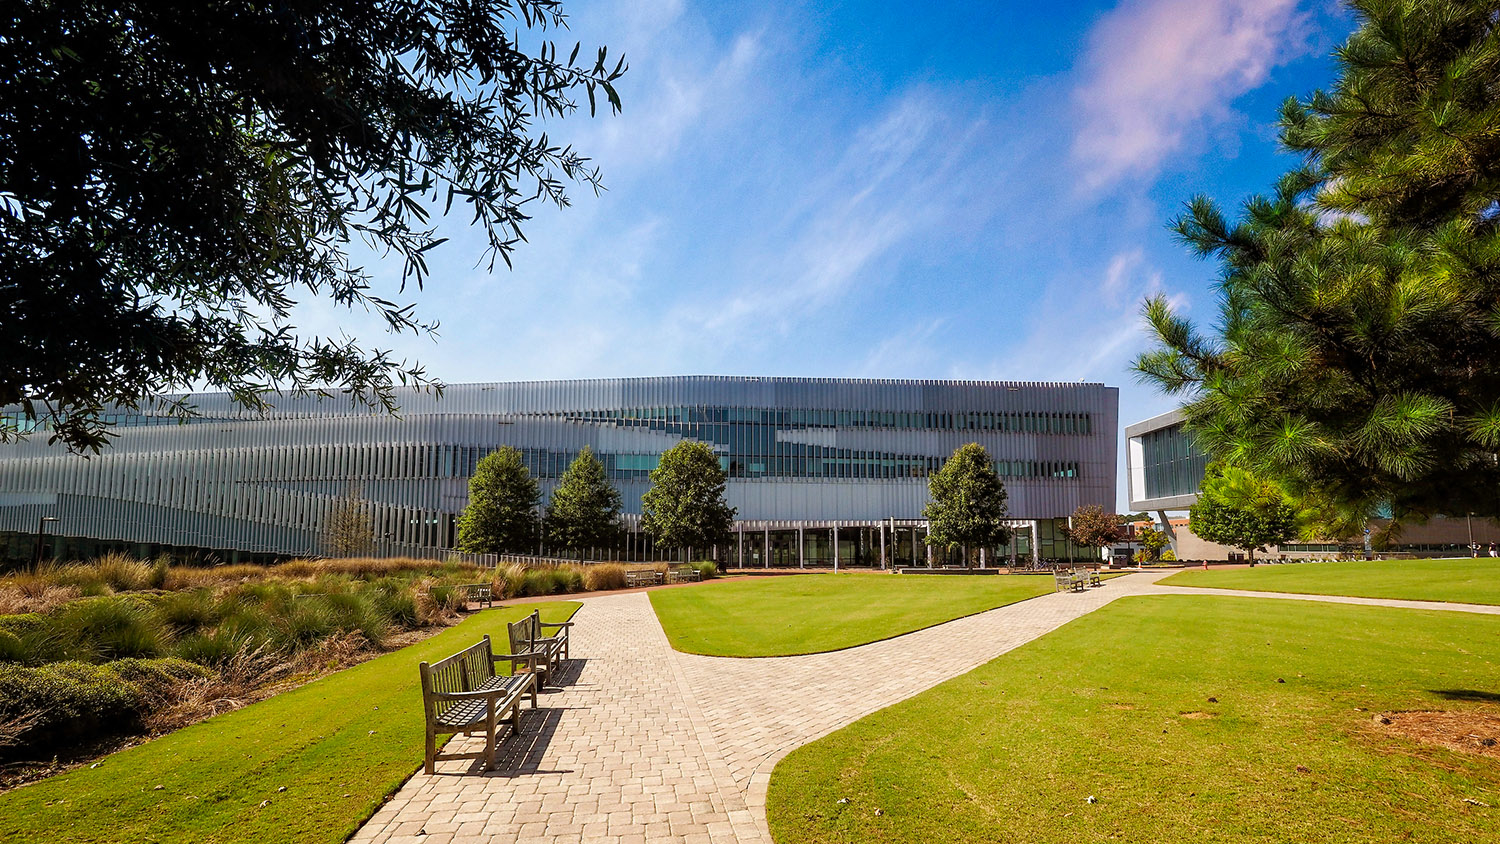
{"left": 305, "top": 0, "right": 1355, "bottom": 510}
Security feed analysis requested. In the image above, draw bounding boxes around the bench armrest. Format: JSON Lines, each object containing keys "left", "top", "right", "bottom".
{"left": 493, "top": 649, "right": 545, "bottom": 663}
{"left": 430, "top": 688, "right": 513, "bottom": 702}
{"left": 538, "top": 621, "right": 573, "bottom": 629}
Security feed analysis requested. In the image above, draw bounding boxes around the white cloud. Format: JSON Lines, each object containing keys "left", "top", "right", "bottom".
{"left": 1072, "top": 0, "right": 1311, "bottom": 191}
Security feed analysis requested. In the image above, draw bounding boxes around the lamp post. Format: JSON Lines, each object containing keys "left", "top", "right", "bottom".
{"left": 33, "top": 516, "right": 58, "bottom": 569}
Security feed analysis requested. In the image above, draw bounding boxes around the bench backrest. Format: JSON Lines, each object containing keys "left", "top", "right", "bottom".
{"left": 507, "top": 616, "right": 532, "bottom": 656}
{"left": 419, "top": 635, "right": 496, "bottom": 724}
{"left": 1053, "top": 571, "right": 1073, "bottom": 586}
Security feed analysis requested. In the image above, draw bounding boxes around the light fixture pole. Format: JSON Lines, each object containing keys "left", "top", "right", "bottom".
{"left": 33, "top": 516, "right": 58, "bottom": 569}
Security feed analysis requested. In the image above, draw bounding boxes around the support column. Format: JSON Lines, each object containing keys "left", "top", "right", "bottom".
{"left": 833, "top": 526, "right": 840, "bottom": 573}
{"left": 1156, "top": 510, "right": 1178, "bottom": 555}
{"left": 925, "top": 525, "right": 933, "bottom": 567}
{"left": 1030, "top": 520, "right": 1041, "bottom": 568}
{"left": 798, "top": 527, "right": 805, "bottom": 568}
{"left": 764, "top": 527, "right": 770, "bottom": 569}
{"left": 879, "top": 522, "right": 887, "bottom": 570}
{"left": 738, "top": 526, "right": 743, "bottom": 569}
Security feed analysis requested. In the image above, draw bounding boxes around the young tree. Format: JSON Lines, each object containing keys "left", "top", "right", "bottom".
{"left": 323, "top": 483, "right": 375, "bottom": 558}
{"left": 1066, "top": 505, "right": 1123, "bottom": 561}
{"left": 1188, "top": 464, "right": 1297, "bottom": 565}
{"left": 640, "top": 441, "right": 737, "bottom": 561}
{"left": 457, "top": 446, "right": 540, "bottom": 555}
{"left": 1136, "top": 523, "right": 1171, "bottom": 562}
{"left": 3, "top": 1, "right": 625, "bottom": 452}
{"left": 545, "top": 446, "right": 622, "bottom": 559}
{"left": 922, "top": 443, "right": 1011, "bottom": 564}
{"left": 1136, "top": 0, "right": 1500, "bottom": 525}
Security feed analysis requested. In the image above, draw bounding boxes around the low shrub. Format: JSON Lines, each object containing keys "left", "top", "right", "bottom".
{"left": 584, "top": 563, "right": 627, "bottom": 591}
{"left": 693, "top": 561, "right": 719, "bottom": 580}
{"left": 0, "top": 661, "right": 143, "bottom": 756}
{"left": 108, "top": 657, "right": 212, "bottom": 700}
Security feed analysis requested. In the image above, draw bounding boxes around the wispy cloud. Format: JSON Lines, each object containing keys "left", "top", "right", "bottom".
{"left": 664, "top": 89, "right": 990, "bottom": 350}
{"left": 1072, "top": 0, "right": 1311, "bottom": 191}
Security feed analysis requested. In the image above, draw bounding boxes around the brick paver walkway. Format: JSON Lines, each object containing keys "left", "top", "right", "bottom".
{"left": 350, "top": 572, "right": 1500, "bottom": 844}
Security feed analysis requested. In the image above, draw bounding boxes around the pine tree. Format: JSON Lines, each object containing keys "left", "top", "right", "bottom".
{"left": 457, "top": 446, "right": 540, "bottom": 555}
{"left": 1188, "top": 464, "right": 1297, "bottom": 564}
{"left": 641, "top": 441, "right": 737, "bottom": 559}
{"left": 922, "top": 443, "right": 1011, "bottom": 561}
{"left": 1137, "top": 0, "right": 1500, "bottom": 525}
{"left": 545, "top": 446, "right": 622, "bottom": 559}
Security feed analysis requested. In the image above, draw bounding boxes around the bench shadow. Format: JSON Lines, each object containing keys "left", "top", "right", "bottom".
{"left": 445, "top": 658, "right": 594, "bottom": 777}
{"left": 1431, "top": 689, "right": 1500, "bottom": 703}
{"left": 544, "top": 657, "right": 588, "bottom": 689}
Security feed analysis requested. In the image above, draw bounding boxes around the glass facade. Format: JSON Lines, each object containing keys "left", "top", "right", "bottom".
{"left": 1139, "top": 424, "right": 1210, "bottom": 499}
{"left": 0, "top": 377, "right": 1118, "bottom": 561}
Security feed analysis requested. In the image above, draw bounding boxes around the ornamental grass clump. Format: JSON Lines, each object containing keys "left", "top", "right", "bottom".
{"left": 584, "top": 563, "right": 627, "bottom": 591}
{"left": 57, "top": 597, "right": 166, "bottom": 660}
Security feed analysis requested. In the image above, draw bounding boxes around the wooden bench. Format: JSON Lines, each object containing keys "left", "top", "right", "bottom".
{"left": 624, "top": 569, "right": 662, "bottom": 588}
{"left": 1086, "top": 570, "right": 1103, "bottom": 588}
{"left": 507, "top": 610, "right": 573, "bottom": 683}
{"left": 1054, "top": 570, "right": 1084, "bottom": 593}
{"left": 460, "top": 582, "right": 493, "bottom": 608}
{"left": 418, "top": 635, "right": 540, "bottom": 774}
{"left": 668, "top": 565, "right": 701, "bottom": 584}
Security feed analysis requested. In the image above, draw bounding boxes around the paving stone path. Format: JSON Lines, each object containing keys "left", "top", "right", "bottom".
{"left": 350, "top": 572, "right": 1500, "bottom": 844}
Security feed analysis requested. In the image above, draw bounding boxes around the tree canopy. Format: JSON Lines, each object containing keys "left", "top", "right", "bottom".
{"left": 1135, "top": 0, "right": 1500, "bottom": 524}
{"left": 922, "top": 443, "right": 1012, "bottom": 553}
{"left": 544, "top": 446, "right": 621, "bottom": 558}
{"left": 1066, "top": 505, "right": 1123, "bottom": 551}
{"left": 457, "top": 446, "right": 540, "bottom": 555}
{"left": 640, "top": 441, "right": 736, "bottom": 556}
{"left": 2, "top": 0, "right": 624, "bottom": 451}
{"left": 1188, "top": 464, "right": 1297, "bottom": 562}
{"left": 1136, "top": 523, "right": 1170, "bottom": 561}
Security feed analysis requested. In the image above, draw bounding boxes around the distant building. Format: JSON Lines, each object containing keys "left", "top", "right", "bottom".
{"left": 0, "top": 376, "right": 1119, "bottom": 566}
{"left": 1125, "top": 410, "right": 1492, "bottom": 560}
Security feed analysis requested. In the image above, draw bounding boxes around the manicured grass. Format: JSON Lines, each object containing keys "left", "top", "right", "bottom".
{"left": 768, "top": 596, "right": 1500, "bottom": 844}
{"left": 649, "top": 572, "right": 1056, "bottom": 657}
{"left": 1161, "top": 558, "right": 1500, "bottom": 605}
{"left": 0, "top": 602, "right": 579, "bottom": 844}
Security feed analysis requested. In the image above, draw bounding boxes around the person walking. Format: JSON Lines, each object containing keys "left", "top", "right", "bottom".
{"left": 1489, "top": 542, "right": 1497, "bottom": 558}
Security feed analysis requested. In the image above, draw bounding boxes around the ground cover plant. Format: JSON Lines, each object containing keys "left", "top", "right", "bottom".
{"left": 1161, "top": 558, "right": 1500, "bottom": 605}
{"left": 0, "top": 601, "right": 579, "bottom": 844}
{"left": 649, "top": 572, "right": 1055, "bottom": 656}
{"left": 767, "top": 595, "right": 1500, "bottom": 844}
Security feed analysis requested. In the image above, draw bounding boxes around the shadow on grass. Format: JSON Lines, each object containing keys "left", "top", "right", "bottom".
{"left": 1431, "top": 689, "right": 1500, "bottom": 703}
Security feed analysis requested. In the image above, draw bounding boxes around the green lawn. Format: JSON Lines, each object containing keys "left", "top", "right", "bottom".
{"left": 1161, "top": 558, "right": 1500, "bottom": 605}
{"left": 649, "top": 572, "right": 1056, "bottom": 657}
{"left": 768, "top": 596, "right": 1500, "bottom": 844}
{"left": 0, "top": 602, "right": 579, "bottom": 844}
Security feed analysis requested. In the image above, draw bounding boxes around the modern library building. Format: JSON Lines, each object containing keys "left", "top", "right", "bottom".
{"left": 0, "top": 376, "right": 1119, "bottom": 567}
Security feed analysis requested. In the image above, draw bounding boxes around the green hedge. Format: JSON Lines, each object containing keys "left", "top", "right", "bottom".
{"left": 0, "top": 658, "right": 212, "bottom": 756}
